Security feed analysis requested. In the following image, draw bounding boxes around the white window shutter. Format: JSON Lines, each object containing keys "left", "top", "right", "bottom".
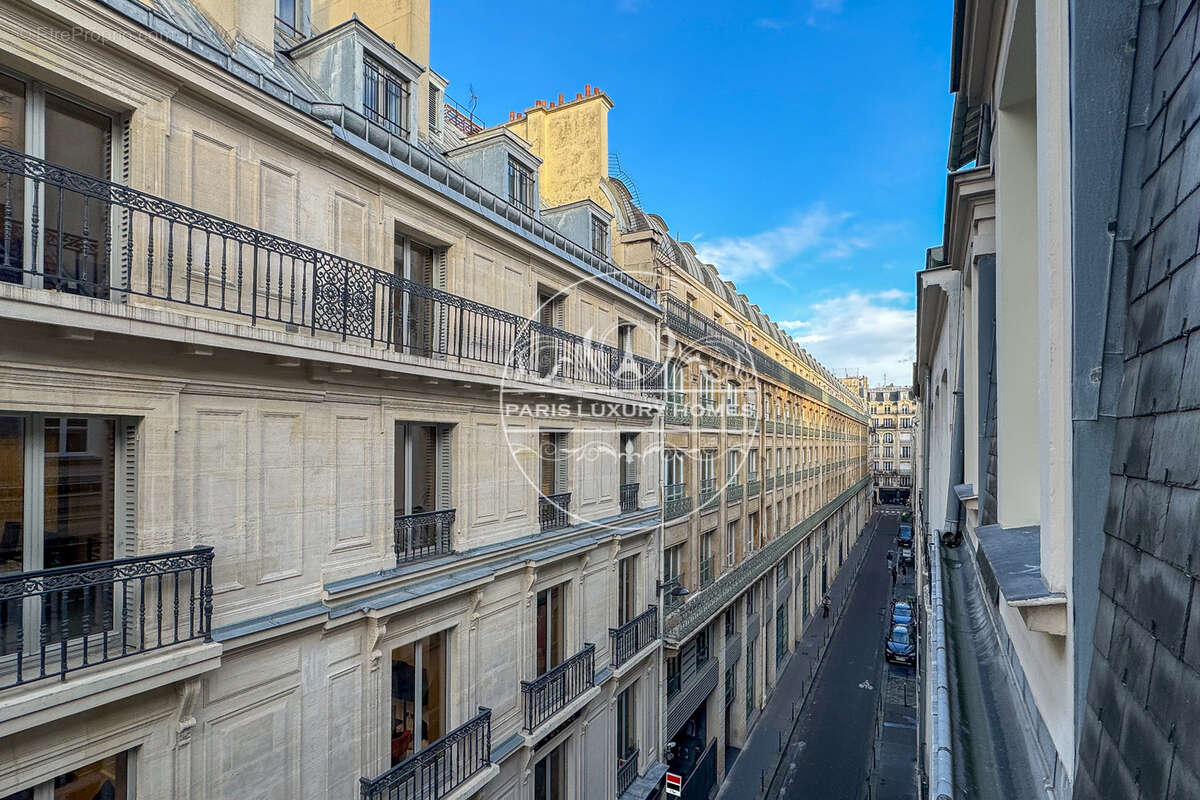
{"left": 555, "top": 432, "right": 568, "bottom": 494}
{"left": 437, "top": 424, "right": 452, "bottom": 509}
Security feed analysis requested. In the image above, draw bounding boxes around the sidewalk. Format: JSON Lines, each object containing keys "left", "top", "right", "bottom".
{"left": 716, "top": 510, "right": 884, "bottom": 799}
{"left": 872, "top": 547, "right": 919, "bottom": 799}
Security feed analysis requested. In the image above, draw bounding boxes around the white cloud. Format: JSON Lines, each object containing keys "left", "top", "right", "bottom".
{"left": 779, "top": 289, "right": 915, "bottom": 386}
{"left": 692, "top": 205, "right": 870, "bottom": 283}
{"left": 754, "top": 17, "right": 790, "bottom": 30}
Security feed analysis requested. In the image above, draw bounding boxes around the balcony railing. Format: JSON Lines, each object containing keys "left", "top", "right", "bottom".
{"left": 360, "top": 707, "right": 492, "bottom": 800}
{"left": 765, "top": 420, "right": 775, "bottom": 434}
{"left": 699, "top": 410, "right": 720, "bottom": 429}
{"left": 726, "top": 483, "right": 743, "bottom": 503}
{"left": 539, "top": 493, "right": 572, "bottom": 532}
{"left": 748, "top": 479, "right": 762, "bottom": 497}
{"left": 664, "top": 484, "right": 692, "bottom": 522}
{"left": 664, "top": 394, "right": 691, "bottom": 426}
{"left": 522, "top": 643, "right": 595, "bottom": 731}
{"left": 0, "top": 147, "right": 660, "bottom": 397}
{"left": 620, "top": 482, "right": 639, "bottom": 513}
{"left": 609, "top": 605, "right": 658, "bottom": 668}
{"left": 698, "top": 477, "right": 718, "bottom": 510}
{"left": 765, "top": 474, "right": 774, "bottom": 492}
{"left": 617, "top": 749, "right": 640, "bottom": 797}
{"left": 699, "top": 557, "right": 714, "bottom": 588}
{"left": 394, "top": 509, "right": 455, "bottom": 564}
{"left": 0, "top": 547, "right": 214, "bottom": 689}
{"left": 726, "top": 413, "right": 744, "bottom": 431}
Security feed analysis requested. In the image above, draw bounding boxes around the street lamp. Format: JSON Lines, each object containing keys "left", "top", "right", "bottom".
{"left": 656, "top": 578, "right": 689, "bottom": 598}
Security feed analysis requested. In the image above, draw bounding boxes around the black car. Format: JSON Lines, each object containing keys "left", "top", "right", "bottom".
{"left": 885, "top": 624, "right": 916, "bottom": 666}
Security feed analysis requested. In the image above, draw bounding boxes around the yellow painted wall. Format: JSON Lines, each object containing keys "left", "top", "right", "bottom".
{"left": 311, "top": 0, "right": 430, "bottom": 66}
{"left": 503, "top": 95, "right": 614, "bottom": 216}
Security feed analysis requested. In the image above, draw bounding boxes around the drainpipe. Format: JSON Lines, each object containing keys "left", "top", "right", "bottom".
{"left": 944, "top": 329, "right": 965, "bottom": 535}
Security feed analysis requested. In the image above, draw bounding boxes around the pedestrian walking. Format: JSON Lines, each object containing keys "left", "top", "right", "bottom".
{"left": 891, "top": 565, "right": 897, "bottom": 587}
{"left": 822, "top": 595, "right": 831, "bottom": 618}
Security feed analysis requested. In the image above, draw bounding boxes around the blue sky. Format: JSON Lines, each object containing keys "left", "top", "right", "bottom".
{"left": 434, "top": 0, "right": 953, "bottom": 385}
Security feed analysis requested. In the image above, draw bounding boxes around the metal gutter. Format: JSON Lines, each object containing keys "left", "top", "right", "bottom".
{"left": 928, "top": 536, "right": 953, "bottom": 800}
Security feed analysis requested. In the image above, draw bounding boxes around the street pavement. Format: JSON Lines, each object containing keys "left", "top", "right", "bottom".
{"left": 723, "top": 506, "right": 918, "bottom": 800}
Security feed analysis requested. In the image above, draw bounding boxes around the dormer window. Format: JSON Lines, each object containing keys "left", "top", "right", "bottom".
{"left": 507, "top": 157, "right": 534, "bottom": 213}
{"left": 427, "top": 84, "right": 442, "bottom": 135}
{"left": 591, "top": 215, "right": 609, "bottom": 256}
{"left": 363, "top": 57, "right": 410, "bottom": 138}
{"left": 276, "top": 0, "right": 301, "bottom": 33}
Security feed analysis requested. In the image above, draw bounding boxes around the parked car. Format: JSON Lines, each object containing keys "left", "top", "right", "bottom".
{"left": 899, "top": 545, "right": 914, "bottom": 567}
{"left": 897, "top": 523, "right": 913, "bottom": 548}
{"left": 891, "top": 601, "right": 914, "bottom": 627}
{"left": 885, "top": 624, "right": 916, "bottom": 666}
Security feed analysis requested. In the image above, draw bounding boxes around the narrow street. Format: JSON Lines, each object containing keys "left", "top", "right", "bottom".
{"left": 764, "top": 507, "right": 917, "bottom": 800}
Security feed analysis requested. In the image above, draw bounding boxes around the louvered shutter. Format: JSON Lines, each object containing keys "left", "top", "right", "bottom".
{"left": 117, "top": 418, "right": 138, "bottom": 557}
{"left": 421, "top": 427, "right": 436, "bottom": 512}
{"left": 540, "top": 432, "right": 555, "bottom": 495}
{"left": 435, "top": 247, "right": 448, "bottom": 357}
{"left": 436, "top": 425, "right": 452, "bottom": 509}
{"left": 555, "top": 432, "right": 568, "bottom": 494}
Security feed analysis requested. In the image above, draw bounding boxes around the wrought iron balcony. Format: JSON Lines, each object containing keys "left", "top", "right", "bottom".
{"left": 0, "top": 547, "right": 214, "bottom": 689}
{"left": 617, "top": 749, "right": 640, "bottom": 797}
{"left": 539, "top": 493, "right": 571, "bottom": 532}
{"left": 664, "top": 484, "right": 692, "bottom": 522}
{"left": 360, "top": 707, "right": 492, "bottom": 800}
{"left": 765, "top": 420, "right": 775, "bottom": 434}
{"left": 748, "top": 479, "right": 761, "bottom": 497}
{"left": 765, "top": 474, "right": 774, "bottom": 492}
{"left": 664, "top": 394, "right": 691, "bottom": 426}
{"left": 620, "top": 483, "right": 639, "bottom": 513}
{"left": 726, "top": 413, "right": 744, "bottom": 431}
{"left": 0, "top": 147, "right": 661, "bottom": 398}
{"left": 394, "top": 509, "right": 455, "bottom": 564}
{"left": 699, "top": 557, "right": 714, "bottom": 588}
{"left": 521, "top": 643, "right": 595, "bottom": 731}
{"left": 698, "top": 478, "right": 719, "bottom": 510}
{"left": 609, "top": 605, "right": 658, "bottom": 668}
{"left": 787, "top": 471, "right": 794, "bottom": 486}
{"left": 726, "top": 483, "right": 743, "bottom": 503}
{"left": 699, "top": 410, "right": 721, "bottom": 429}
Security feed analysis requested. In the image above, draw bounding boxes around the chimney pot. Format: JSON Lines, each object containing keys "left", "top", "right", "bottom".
{"left": 536, "top": 99, "right": 546, "bottom": 108}
{"left": 509, "top": 111, "right": 516, "bottom": 121}
{"left": 576, "top": 93, "right": 583, "bottom": 100}
{"left": 585, "top": 84, "right": 592, "bottom": 96}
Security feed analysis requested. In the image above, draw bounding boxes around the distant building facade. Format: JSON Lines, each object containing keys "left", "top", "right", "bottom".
{"left": 504, "top": 92, "right": 871, "bottom": 795}
{"left": 868, "top": 385, "right": 917, "bottom": 505}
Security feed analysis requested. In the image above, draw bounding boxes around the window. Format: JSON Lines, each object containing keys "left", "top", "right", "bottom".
{"left": 507, "top": 157, "right": 535, "bottom": 212}
{"left": 747, "top": 512, "right": 759, "bottom": 554}
{"left": 0, "top": 76, "right": 118, "bottom": 297}
{"left": 726, "top": 521, "right": 737, "bottom": 566}
{"left": 746, "top": 584, "right": 757, "bottom": 618}
{"left": 695, "top": 628, "right": 710, "bottom": 669}
{"left": 884, "top": 433, "right": 894, "bottom": 444}
{"left": 745, "top": 642, "right": 756, "bottom": 718}
{"left": 4, "top": 753, "right": 129, "bottom": 799}
{"left": 700, "top": 450, "right": 716, "bottom": 488}
{"left": 726, "top": 382, "right": 739, "bottom": 415}
{"left": 534, "top": 741, "right": 566, "bottom": 800}
{"left": 394, "top": 422, "right": 453, "bottom": 560}
{"left": 392, "top": 632, "right": 448, "bottom": 763}
{"left": 776, "top": 559, "right": 788, "bottom": 585}
{"left": 0, "top": 415, "right": 131, "bottom": 656}
{"left": 535, "top": 585, "right": 565, "bottom": 674}
{"left": 618, "top": 555, "right": 638, "bottom": 625}
{"left": 700, "top": 371, "right": 714, "bottom": 410}
{"left": 664, "top": 449, "right": 685, "bottom": 495}
{"left": 884, "top": 447, "right": 894, "bottom": 458}
{"left": 616, "top": 685, "right": 637, "bottom": 762}
{"left": 591, "top": 215, "right": 609, "bottom": 256}
{"left": 391, "top": 232, "right": 448, "bottom": 357}
{"left": 725, "top": 609, "right": 737, "bottom": 636}
{"left": 686, "top": 293, "right": 697, "bottom": 308}
{"left": 664, "top": 544, "right": 683, "bottom": 589}
{"left": 539, "top": 431, "right": 569, "bottom": 496}
{"left": 726, "top": 450, "right": 740, "bottom": 481}
{"left": 901, "top": 446, "right": 912, "bottom": 459}
{"left": 666, "top": 653, "right": 681, "bottom": 699}
{"left": 620, "top": 433, "right": 639, "bottom": 487}
{"left": 748, "top": 449, "right": 759, "bottom": 480}
{"left": 276, "top": 0, "right": 299, "bottom": 30}
{"left": 363, "top": 57, "right": 410, "bottom": 137}
{"left": 883, "top": 462, "right": 893, "bottom": 471}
